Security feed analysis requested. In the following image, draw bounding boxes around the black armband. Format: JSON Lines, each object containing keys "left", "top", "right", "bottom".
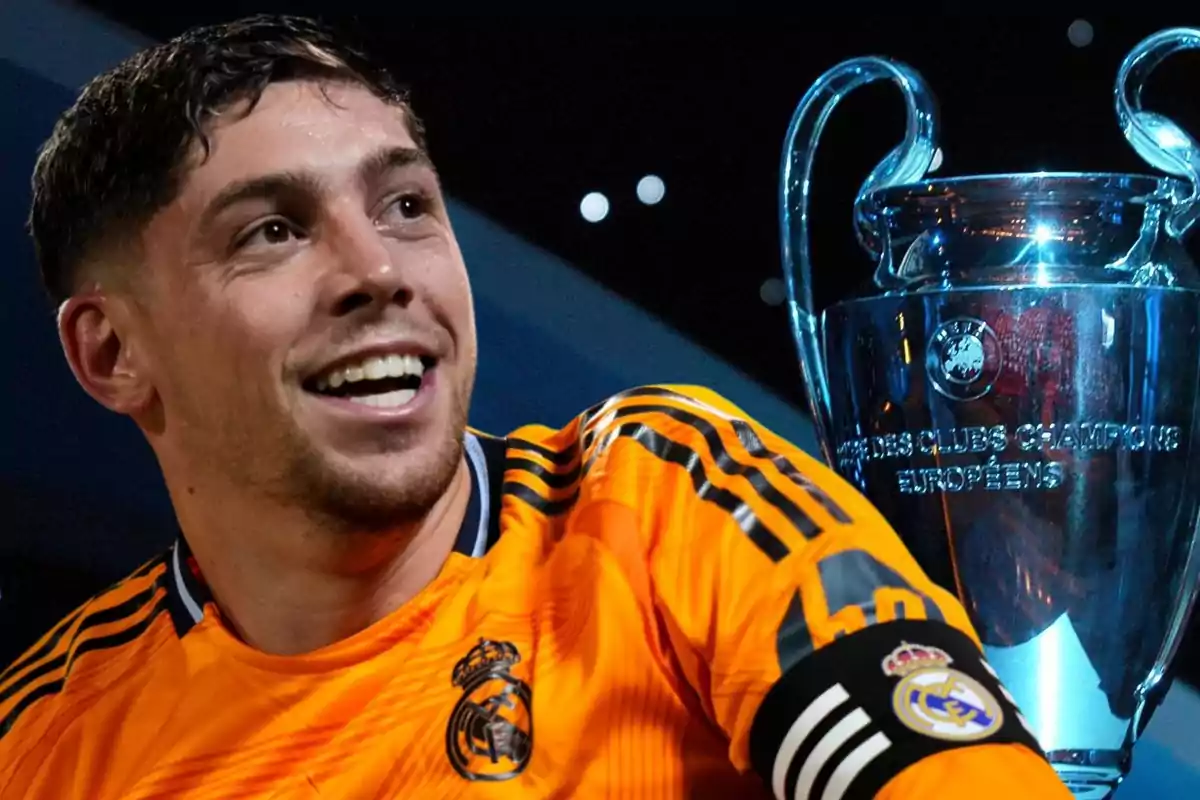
{"left": 748, "top": 620, "right": 1044, "bottom": 800}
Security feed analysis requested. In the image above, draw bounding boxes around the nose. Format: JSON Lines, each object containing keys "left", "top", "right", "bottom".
{"left": 320, "top": 214, "right": 413, "bottom": 317}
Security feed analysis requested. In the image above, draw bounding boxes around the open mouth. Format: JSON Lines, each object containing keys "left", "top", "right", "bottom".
{"left": 303, "top": 354, "right": 436, "bottom": 409}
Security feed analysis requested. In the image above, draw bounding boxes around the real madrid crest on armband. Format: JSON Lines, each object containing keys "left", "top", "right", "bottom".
{"left": 445, "top": 638, "right": 534, "bottom": 781}
{"left": 882, "top": 641, "right": 1004, "bottom": 741}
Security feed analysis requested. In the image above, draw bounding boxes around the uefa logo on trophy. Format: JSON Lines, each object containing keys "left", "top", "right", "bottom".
{"left": 780, "top": 27, "right": 1200, "bottom": 798}
{"left": 926, "top": 316, "right": 1003, "bottom": 401}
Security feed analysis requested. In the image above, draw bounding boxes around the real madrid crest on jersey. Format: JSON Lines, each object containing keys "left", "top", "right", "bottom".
{"left": 445, "top": 638, "right": 534, "bottom": 781}
{"left": 882, "top": 640, "right": 1004, "bottom": 741}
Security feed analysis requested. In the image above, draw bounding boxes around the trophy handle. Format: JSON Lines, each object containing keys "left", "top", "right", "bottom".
{"left": 779, "top": 57, "right": 938, "bottom": 460}
{"left": 1116, "top": 27, "right": 1200, "bottom": 238}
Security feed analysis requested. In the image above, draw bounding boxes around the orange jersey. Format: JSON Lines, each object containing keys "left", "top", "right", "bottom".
{"left": 0, "top": 385, "right": 1071, "bottom": 799}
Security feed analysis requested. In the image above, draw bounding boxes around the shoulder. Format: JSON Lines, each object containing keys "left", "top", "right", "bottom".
{"left": 497, "top": 383, "right": 758, "bottom": 475}
{"left": 496, "top": 384, "right": 861, "bottom": 536}
{"left": 503, "top": 383, "right": 778, "bottom": 452}
{"left": 0, "top": 552, "right": 176, "bottom": 751}
{"left": 504, "top": 382, "right": 820, "bottom": 477}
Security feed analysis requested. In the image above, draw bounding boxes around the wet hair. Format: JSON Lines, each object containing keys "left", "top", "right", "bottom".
{"left": 29, "top": 13, "right": 424, "bottom": 306}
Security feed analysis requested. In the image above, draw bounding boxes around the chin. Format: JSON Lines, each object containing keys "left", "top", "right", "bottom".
{"left": 286, "top": 434, "right": 465, "bottom": 531}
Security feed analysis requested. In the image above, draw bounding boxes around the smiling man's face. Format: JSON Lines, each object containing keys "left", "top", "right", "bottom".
{"left": 128, "top": 78, "right": 477, "bottom": 529}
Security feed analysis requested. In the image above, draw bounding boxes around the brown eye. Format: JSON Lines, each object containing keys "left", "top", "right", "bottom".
{"left": 260, "top": 220, "right": 293, "bottom": 244}
{"left": 376, "top": 191, "right": 434, "bottom": 232}
{"left": 234, "top": 218, "right": 304, "bottom": 252}
{"left": 397, "top": 193, "right": 427, "bottom": 219}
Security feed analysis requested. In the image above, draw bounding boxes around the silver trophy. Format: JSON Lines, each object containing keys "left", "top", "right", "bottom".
{"left": 782, "top": 28, "right": 1200, "bottom": 798}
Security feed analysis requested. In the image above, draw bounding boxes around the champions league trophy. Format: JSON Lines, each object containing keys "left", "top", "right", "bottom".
{"left": 782, "top": 28, "right": 1200, "bottom": 798}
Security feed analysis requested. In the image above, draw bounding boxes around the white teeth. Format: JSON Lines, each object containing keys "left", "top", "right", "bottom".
{"left": 346, "top": 388, "right": 416, "bottom": 408}
{"left": 314, "top": 353, "right": 426, "bottom": 393}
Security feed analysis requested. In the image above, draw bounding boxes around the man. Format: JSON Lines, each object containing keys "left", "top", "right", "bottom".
{"left": 0, "top": 14, "right": 1071, "bottom": 799}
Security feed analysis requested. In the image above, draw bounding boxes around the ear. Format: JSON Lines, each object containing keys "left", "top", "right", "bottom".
{"left": 58, "top": 293, "right": 156, "bottom": 415}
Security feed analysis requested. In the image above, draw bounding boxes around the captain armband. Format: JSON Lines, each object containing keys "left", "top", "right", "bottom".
{"left": 748, "top": 620, "right": 1044, "bottom": 800}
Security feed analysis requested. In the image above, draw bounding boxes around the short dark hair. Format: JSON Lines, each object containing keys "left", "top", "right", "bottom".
{"left": 29, "top": 14, "right": 425, "bottom": 306}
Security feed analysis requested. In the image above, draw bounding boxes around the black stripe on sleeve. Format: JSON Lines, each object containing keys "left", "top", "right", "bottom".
{"left": 0, "top": 598, "right": 168, "bottom": 740}
{"left": 0, "top": 581, "right": 162, "bottom": 709}
{"left": 0, "top": 554, "right": 166, "bottom": 689}
{"left": 508, "top": 437, "right": 577, "bottom": 466}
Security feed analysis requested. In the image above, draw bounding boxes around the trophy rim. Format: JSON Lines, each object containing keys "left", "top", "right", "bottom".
{"left": 864, "top": 171, "right": 1186, "bottom": 205}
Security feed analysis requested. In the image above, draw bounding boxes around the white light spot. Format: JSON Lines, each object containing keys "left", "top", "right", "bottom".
{"left": 760, "top": 277, "right": 787, "bottom": 306}
{"left": 1067, "top": 19, "right": 1093, "bottom": 48}
{"left": 1156, "top": 125, "right": 1188, "bottom": 149}
{"left": 929, "top": 147, "right": 944, "bottom": 173}
{"left": 1034, "top": 224, "right": 1053, "bottom": 244}
{"left": 580, "top": 191, "right": 609, "bottom": 223}
{"left": 636, "top": 174, "right": 666, "bottom": 205}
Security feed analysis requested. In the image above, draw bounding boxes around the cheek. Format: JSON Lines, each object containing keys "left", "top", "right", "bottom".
{"left": 439, "top": 268, "right": 477, "bottom": 352}
{"left": 158, "top": 292, "right": 299, "bottom": 387}
{"left": 390, "top": 241, "right": 473, "bottom": 321}
{"left": 447, "top": 267, "right": 475, "bottom": 322}
{"left": 428, "top": 250, "right": 474, "bottom": 316}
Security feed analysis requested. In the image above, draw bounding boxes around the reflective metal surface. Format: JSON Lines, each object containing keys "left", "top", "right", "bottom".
{"left": 780, "top": 29, "right": 1200, "bottom": 799}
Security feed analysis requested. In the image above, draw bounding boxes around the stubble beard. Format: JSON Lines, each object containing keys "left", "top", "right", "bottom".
{"left": 289, "top": 400, "right": 469, "bottom": 534}
{"left": 179, "top": 360, "right": 474, "bottom": 537}
{"left": 232, "top": 383, "right": 472, "bottom": 536}
{"left": 292, "top": 423, "right": 466, "bottom": 534}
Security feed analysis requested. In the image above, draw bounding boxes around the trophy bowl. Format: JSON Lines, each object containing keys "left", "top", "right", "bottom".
{"left": 781, "top": 29, "right": 1200, "bottom": 799}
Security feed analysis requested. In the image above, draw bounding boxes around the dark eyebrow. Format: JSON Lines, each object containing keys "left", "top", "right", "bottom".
{"left": 196, "top": 145, "right": 437, "bottom": 231}
{"left": 357, "top": 145, "right": 437, "bottom": 186}
{"left": 197, "top": 171, "right": 324, "bottom": 233}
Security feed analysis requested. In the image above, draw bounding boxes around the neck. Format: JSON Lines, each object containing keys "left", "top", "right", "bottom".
{"left": 165, "top": 455, "right": 473, "bottom": 656}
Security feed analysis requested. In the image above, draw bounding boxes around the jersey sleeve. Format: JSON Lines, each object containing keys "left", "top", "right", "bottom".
{"left": 579, "top": 385, "right": 1072, "bottom": 800}
{"left": 0, "top": 555, "right": 171, "bottom": 799}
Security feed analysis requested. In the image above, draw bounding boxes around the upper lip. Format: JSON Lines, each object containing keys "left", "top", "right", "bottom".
{"left": 303, "top": 340, "right": 438, "bottom": 385}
